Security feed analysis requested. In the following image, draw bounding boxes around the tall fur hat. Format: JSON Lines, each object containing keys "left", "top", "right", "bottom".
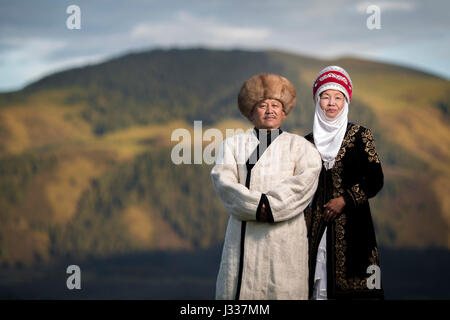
{"left": 238, "top": 73, "right": 297, "bottom": 120}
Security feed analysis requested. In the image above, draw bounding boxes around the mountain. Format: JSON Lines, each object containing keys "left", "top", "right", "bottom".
{"left": 0, "top": 48, "right": 449, "bottom": 269}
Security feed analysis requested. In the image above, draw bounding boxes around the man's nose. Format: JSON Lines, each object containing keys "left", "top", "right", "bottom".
{"left": 265, "top": 105, "right": 274, "bottom": 113}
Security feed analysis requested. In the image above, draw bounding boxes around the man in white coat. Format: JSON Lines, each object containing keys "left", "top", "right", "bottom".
{"left": 211, "top": 73, "right": 322, "bottom": 300}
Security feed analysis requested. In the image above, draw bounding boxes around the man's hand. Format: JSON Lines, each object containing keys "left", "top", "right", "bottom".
{"left": 258, "top": 202, "right": 271, "bottom": 222}
{"left": 323, "top": 196, "right": 346, "bottom": 222}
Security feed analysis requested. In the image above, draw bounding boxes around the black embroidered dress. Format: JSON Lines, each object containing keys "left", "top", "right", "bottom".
{"left": 305, "top": 122, "right": 384, "bottom": 299}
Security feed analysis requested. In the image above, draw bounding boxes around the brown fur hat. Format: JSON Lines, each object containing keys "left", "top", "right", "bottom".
{"left": 238, "top": 73, "right": 297, "bottom": 120}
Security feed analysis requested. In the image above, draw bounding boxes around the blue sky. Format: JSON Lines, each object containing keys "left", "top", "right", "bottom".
{"left": 0, "top": 0, "right": 449, "bottom": 92}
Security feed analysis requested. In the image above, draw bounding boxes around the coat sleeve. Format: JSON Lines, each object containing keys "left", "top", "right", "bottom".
{"left": 264, "top": 138, "right": 322, "bottom": 223}
{"left": 210, "top": 138, "right": 262, "bottom": 221}
{"left": 342, "top": 127, "right": 384, "bottom": 209}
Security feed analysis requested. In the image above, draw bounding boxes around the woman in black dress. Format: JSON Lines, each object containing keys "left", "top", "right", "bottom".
{"left": 305, "top": 66, "right": 384, "bottom": 299}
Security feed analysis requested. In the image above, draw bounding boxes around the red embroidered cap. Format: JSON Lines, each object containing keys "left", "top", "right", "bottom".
{"left": 312, "top": 66, "right": 353, "bottom": 103}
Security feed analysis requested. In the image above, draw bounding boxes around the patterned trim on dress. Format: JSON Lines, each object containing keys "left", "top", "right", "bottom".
{"left": 311, "top": 197, "right": 323, "bottom": 245}
{"left": 369, "top": 248, "right": 380, "bottom": 266}
{"left": 331, "top": 124, "right": 380, "bottom": 291}
{"left": 361, "top": 129, "right": 381, "bottom": 163}
{"left": 334, "top": 124, "right": 359, "bottom": 163}
{"left": 349, "top": 184, "right": 367, "bottom": 206}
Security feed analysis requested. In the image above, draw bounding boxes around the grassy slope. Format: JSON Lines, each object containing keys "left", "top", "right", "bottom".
{"left": 0, "top": 90, "right": 193, "bottom": 265}
{"left": 0, "top": 91, "right": 243, "bottom": 265}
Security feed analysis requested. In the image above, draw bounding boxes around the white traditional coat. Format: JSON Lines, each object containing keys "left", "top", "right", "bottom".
{"left": 211, "top": 129, "right": 322, "bottom": 300}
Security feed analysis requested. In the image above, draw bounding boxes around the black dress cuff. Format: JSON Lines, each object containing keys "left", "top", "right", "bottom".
{"left": 256, "top": 193, "right": 274, "bottom": 223}
{"left": 342, "top": 190, "right": 355, "bottom": 210}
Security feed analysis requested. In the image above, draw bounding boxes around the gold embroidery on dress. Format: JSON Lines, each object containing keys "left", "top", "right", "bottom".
{"left": 311, "top": 124, "right": 382, "bottom": 292}
{"left": 332, "top": 161, "right": 344, "bottom": 198}
{"left": 332, "top": 124, "right": 370, "bottom": 290}
{"left": 331, "top": 124, "right": 359, "bottom": 198}
{"left": 310, "top": 194, "right": 323, "bottom": 246}
{"left": 369, "top": 248, "right": 380, "bottom": 266}
{"left": 350, "top": 184, "right": 367, "bottom": 205}
{"left": 361, "top": 129, "right": 381, "bottom": 163}
{"left": 334, "top": 125, "right": 359, "bottom": 163}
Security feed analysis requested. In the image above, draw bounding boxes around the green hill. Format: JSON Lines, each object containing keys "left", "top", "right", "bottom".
{"left": 0, "top": 48, "right": 449, "bottom": 267}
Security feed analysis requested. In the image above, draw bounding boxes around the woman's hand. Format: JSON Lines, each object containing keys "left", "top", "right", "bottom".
{"left": 323, "top": 196, "right": 346, "bottom": 222}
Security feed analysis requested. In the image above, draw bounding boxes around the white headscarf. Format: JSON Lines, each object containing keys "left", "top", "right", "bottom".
{"left": 313, "top": 95, "right": 348, "bottom": 170}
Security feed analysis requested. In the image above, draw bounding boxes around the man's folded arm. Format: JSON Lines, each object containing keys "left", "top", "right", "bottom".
{"left": 263, "top": 141, "right": 322, "bottom": 223}
{"left": 210, "top": 140, "right": 262, "bottom": 221}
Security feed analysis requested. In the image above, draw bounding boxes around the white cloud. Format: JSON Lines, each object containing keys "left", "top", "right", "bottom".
{"left": 1, "top": 1, "right": 449, "bottom": 91}
{"left": 1, "top": 37, "right": 66, "bottom": 58}
{"left": 207, "top": 25, "right": 270, "bottom": 42}
{"left": 130, "top": 11, "right": 271, "bottom": 46}
{"left": 0, "top": 37, "right": 107, "bottom": 91}
{"left": 356, "top": 1, "right": 416, "bottom": 13}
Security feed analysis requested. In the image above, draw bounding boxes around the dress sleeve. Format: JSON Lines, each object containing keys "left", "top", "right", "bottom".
{"left": 210, "top": 138, "right": 262, "bottom": 221}
{"left": 342, "top": 128, "right": 384, "bottom": 209}
{"left": 264, "top": 139, "right": 322, "bottom": 222}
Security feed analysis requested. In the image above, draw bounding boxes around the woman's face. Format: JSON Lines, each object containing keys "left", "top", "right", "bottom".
{"left": 319, "top": 89, "right": 345, "bottom": 118}
{"left": 250, "top": 99, "right": 286, "bottom": 129}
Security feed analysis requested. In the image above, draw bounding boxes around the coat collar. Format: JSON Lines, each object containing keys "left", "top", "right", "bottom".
{"left": 252, "top": 127, "right": 284, "bottom": 142}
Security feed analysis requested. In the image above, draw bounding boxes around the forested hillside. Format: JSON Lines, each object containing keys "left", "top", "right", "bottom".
{"left": 0, "top": 48, "right": 448, "bottom": 268}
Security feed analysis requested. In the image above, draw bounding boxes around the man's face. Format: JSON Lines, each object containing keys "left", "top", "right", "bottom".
{"left": 250, "top": 99, "right": 286, "bottom": 129}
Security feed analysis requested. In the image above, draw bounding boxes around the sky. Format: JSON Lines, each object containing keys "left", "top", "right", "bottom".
{"left": 0, "top": 0, "right": 449, "bottom": 92}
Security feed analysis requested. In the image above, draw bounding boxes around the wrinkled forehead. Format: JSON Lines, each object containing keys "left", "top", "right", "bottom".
{"left": 257, "top": 98, "right": 283, "bottom": 105}
{"left": 320, "top": 89, "right": 345, "bottom": 97}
